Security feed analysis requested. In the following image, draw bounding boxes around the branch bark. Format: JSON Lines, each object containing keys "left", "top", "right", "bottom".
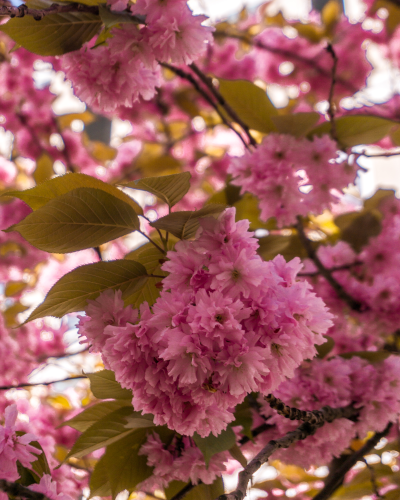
{"left": 0, "top": 480, "right": 52, "bottom": 500}
{"left": 0, "top": 375, "right": 87, "bottom": 391}
{"left": 312, "top": 422, "right": 392, "bottom": 500}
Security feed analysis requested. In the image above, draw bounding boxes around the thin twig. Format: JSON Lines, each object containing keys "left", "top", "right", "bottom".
{"left": 0, "top": 2, "right": 143, "bottom": 21}
{"left": 37, "top": 347, "right": 89, "bottom": 363}
{"left": 189, "top": 62, "right": 257, "bottom": 147}
{"left": 295, "top": 217, "right": 364, "bottom": 312}
{"left": 361, "top": 458, "right": 385, "bottom": 499}
{"left": 169, "top": 482, "right": 196, "bottom": 500}
{"left": 0, "top": 480, "right": 52, "bottom": 500}
{"left": 0, "top": 375, "right": 87, "bottom": 391}
{"left": 138, "top": 230, "right": 167, "bottom": 254}
{"left": 218, "top": 403, "right": 358, "bottom": 500}
{"left": 266, "top": 394, "right": 358, "bottom": 425}
{"left": 298, "top": 261, "right": 363, "bottom": 277}
{"left": 312, "top": 423, "right": 392, "bottom": 500}
{"left": 214, "top": 30, "right": 358, "bottom": 94}
{"left": 159, "top": 62, "right": 250, "bottom": 149}
{"left": 326, "top": 43, "right": 338, "bottom": 144}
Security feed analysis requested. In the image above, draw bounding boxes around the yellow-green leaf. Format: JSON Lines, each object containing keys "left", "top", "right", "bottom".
{"left": 339, "top": 351, "right": 392, "bottom": 363}
{"left": 63, "top": 400, "right": 132, "bottom": 432}
{"left": 0, "top": 10, "right": 102, "bottom": 56}
{"left": 98, "top": 4, "right": 141, "bottom": 28}
{"left": 309, "top": 115, "right": 397, "bottom": 147}
{"left": 122, "top": 172, "right": 191, "bottom": 207}
{"left": 33, "top": 153, "right": 54, "bottom": 185}
{"left": 24, "top": 260, "right": 149, "bottom": 322}
{"left": 90, "top": 455, "right": 112, "bottom": 498}
{"left": 103, "top": 428, "right": 154, "bottom": 499}
{"left": 151, "top": 204, "right": 225, "bottom": 240}
{"left": 2, "top": 172, "right": 142, "bottom": 214}
{"left": 218, "top": 79, "right": 278, "bottom": 134}
{"left": 5, "top": 281, "right": 27, "bottom": 297}
{"left": 193, "top": 427, "right": 236, "bottom": 466}
{"left": 271, "top": 112, "right": 320, "bottom": 137}
{"left": 6, "top": 187, "right": 140, "bottom": 253}
{"left": 66, "top": 407, "right": 143, "bottom": 460}
{"left": 87, "top": 370, "right": 133, "bottom": 400}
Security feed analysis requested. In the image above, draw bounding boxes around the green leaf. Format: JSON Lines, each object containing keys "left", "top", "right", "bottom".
{"left": 29, "top": 441, "right": 51, "bottom": 479}
{"left": 185, "top": 478, "right": 224, "bottom": 500}
{"left": 124, "top": 238, "right": 178, "bottom": 308}
{"left": 66, "top": 407, "right": 151, "bottom": 460}
{"left": 257, "top": 233, "right": 309, "bottom": 261}
{"left": 339, "top": 351, "right": 392, "bottom": 363}
{"left": 0, "top": 9, "right": 101, "bottom": 56}
{"left": 151, "top": 204, "right": 225, "bottom": 240}
{"left": 87, "top": 370, "right": 133, "bottom": 400}
{"left": 122, "top": 172, "right": 192, "bottom": 207}
{"left": 193, "top": 427, "right": 236, "bottom": 467}
{"left": 271, "top": 112, "right": 320, "bottom": 137}
{"left": 33, "top": 153, "right": 54, "bottom": 185}
{"left": 24, "top": 260, "right": 149, "bottom": 322}
{"left": 232, "top": 400, "right": 253, "bottom": 440}
{"left": 62, "top": 400, "right": 132, "bottom": 432}
{"left": 5, "top": 187, "right": 140, "bottom": 253}
{"left": 90, "top": 455, "right": 112, "bottom": 498}
{"left": 316, "top": 335, "right": 335, "bottom": 359}
{"left": 218, "top": 79, "right": 278, "bottom": 134}
{"left": 2, "top": 172, "right": 142, "bottom": 214}
{"left": 103, "top": 428, "right": 154, "bottom": 498}
{"left": 309, "top": 115, "right": 397, "bottom": 147}
{"left": 98, "top": 4, "right": 141, "bottom": 28}
{"left": 229, "top": 444, "right": 247, "bottom": 468}
{"left": 334, "top": 211, "right": 381, "bottom": 253}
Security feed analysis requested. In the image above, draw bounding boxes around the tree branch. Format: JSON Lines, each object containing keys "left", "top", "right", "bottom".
{"left": 0, "top": 480, "right": 52, "bottom": 500}
{"left": 159, "top": 62, "right": 250, "bottom": 150}
{"left": 0, "top": 375, "right": 87, "bottom": 391}
{"left": 265, "top": 394, "right": 358, "bottom": 425}
{"left": 298, "top": 261, "right": 363, "bottom": 277}
{"left": 326, "top": 43, "right": 338, "bottom": 144}
{"left": 217, "top": 404, "right": 358, "bottom": 500}
{"left": 312, "top": 422, "right": 392, "bottom": 500}
{"left": 295, "top": 217, "right": 364, "bottom": 312}
{"left": 189, "top": 62, "right": 257, "bottom": 147}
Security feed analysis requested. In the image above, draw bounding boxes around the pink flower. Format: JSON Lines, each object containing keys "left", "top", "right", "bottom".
{"left": 29, "top": 474, "right": 73, "bottom": 500}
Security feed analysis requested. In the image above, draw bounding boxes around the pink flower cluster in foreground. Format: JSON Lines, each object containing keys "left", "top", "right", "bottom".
{"left": 257, "top": 354, "right": 400, "bottom": 468}
{"left": 137, "top": 433, "right": 228, "bottom": 491}
{"left": 78, "top": 208, "right": 333, "bottom": 437}
{"left": 228, "top": 134, "right": 356, "bottom": 226}
{"left": 62, "top": 0, "right": 213, "bottom": 112}
{"left": 0, "top": 404, "right": 40, "bottom": 481}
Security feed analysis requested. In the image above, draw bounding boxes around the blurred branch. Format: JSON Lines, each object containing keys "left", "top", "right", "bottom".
{"left": 0, "top": 480, "right": 52, "bottom": 500}
{"left": 218, "top": 404, "right": 358, "bottom": 500}
{"left": 312, "top": 423, "right": 392, "bottom": 500}
{"left": 0, "top": 375, "right": 87, "bottom": 391}
{"left": 189, "top": 62, "right": 257, "bottom": 147}
{"left": 326, "top": 43, "right": 338, "bottom": 144}
{"left": 295, "top": 216, "right": 364, "bottom": 312}
{"left": 159, "top": 62, "right": 250, "bottom": 149}
{"left": 298, "top": 261, "right": 362, "bottom": 277}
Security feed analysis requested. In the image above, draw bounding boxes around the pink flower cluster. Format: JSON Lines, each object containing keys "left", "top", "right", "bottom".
{"left": 78, "top": 208, "right": 332, "bottom": 437}
{"left": 62, "top": 0, "right": 213, "bottom": 112}
{"left": 137, "top": 432, "right": 228, "bottom": 491}
{"left": 228, "top": 134, "right": 356, "bottom": 226}
{"left": 258, "top": 354, "right": 400, "bottom": 468}
{"left": 0, "top": 404, "right": 40, "bottom": 481}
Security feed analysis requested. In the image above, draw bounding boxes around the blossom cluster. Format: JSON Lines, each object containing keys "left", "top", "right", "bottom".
{"left": 257, "top": 354, "right": 400, "bottom": 468}
{"left": 137, "top": 432, "right": 228, "bottom": 491}
{"left": 228, "top": 134, "right": 356, "bottom": 226}
{"left": 78, "top": 208, "right": 333, "bottom": 437}
{"left": 62, "top": 0, "right": 213, "bottom": 112}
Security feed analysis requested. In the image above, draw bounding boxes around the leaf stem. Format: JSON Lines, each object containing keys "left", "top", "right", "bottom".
{"left": 138, "top": 230, "right": 167, "bottom": 254}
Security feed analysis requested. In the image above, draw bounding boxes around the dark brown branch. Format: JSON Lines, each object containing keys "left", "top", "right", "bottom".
{"left": 0, "top": 2, "right": 100, "bottom": 20}
{"left": 312, "top": 423, "right": 392, "bottom": 500}
{"left": 169, "top": 482, "right": 196, "bottom": 500}
{"left": 189, "top": 62, "right": 257, "bottom": 147}
{"left": 159, "top": 62, "right": 250, "bottom": 149}
{"left": 214, "top": 30, "right": 358, "bottom": 94}
{"left": 295, "top": 217, "right": 364, "bottom": 312}
{"left": 218, "top": 404, "right": 358, "bottom": 500}
{"left": 298, "top": 261, "right": 363, "bottom": 277}
{"left": 0, "top": 375, "right": 87, "bottom": 391}
{"left": 361, "top": 458, "right": 384, "bottom": 499}
{"left": 0, "top": 479, "right": 52, "bottom": 500}
{"left": 326, "top": 43, "right": 338, "bottom": 144}
{"left": 0, "top": 2, "right": 144, "bottom": 21}
{"left": 266, "top": 394, "right": 358, "bottom": 425}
